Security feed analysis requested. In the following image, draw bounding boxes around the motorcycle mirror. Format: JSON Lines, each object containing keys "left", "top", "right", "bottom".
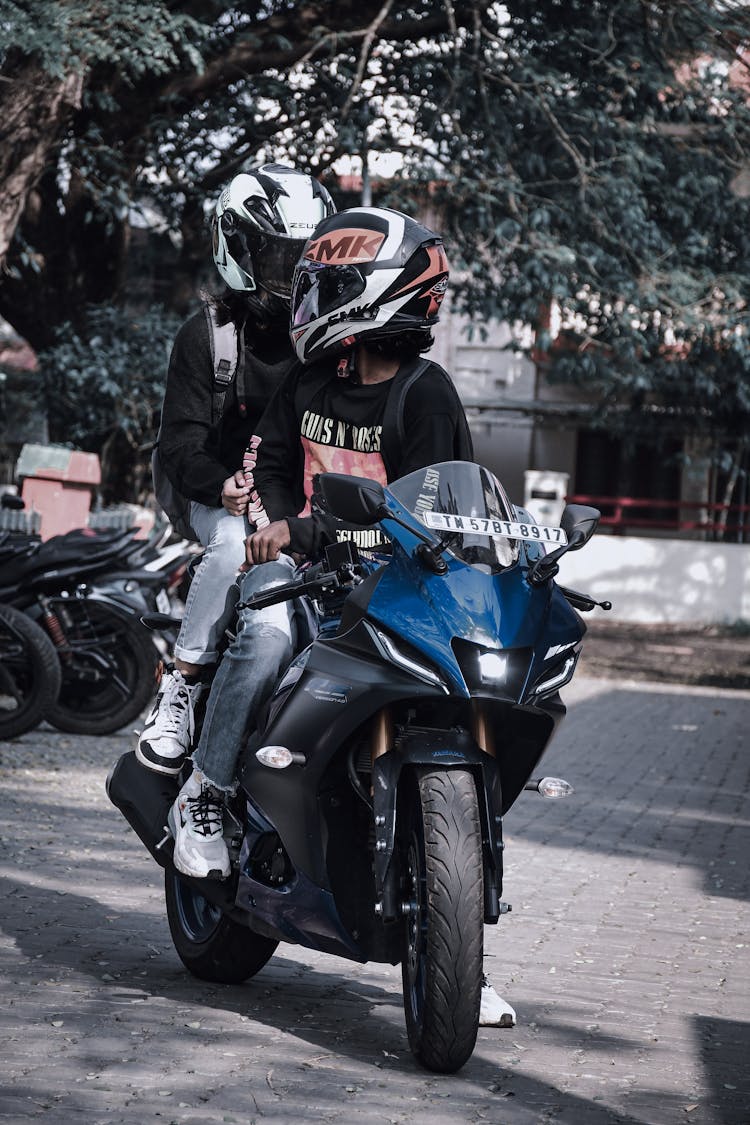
{"left": 318, "top": 473, "right": 386, "bottom": 525}
{"left": 560, "top": 504, "right": 600, "bottom": 551}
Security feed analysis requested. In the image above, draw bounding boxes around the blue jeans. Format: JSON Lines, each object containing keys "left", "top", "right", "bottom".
{"left": 191, "top": 557, "right": 297, "bottom": 791}
{"left": 173, "top": 502, "right": 251, "bottom": 665}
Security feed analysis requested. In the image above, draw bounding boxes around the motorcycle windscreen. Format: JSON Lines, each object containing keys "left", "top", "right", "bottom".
{"left": 388, "top": 461, "right": 521, "bottom": 573}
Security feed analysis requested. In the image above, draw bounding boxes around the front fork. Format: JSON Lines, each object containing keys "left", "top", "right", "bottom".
{"left": 369, "top": 704, "right": 506, "bottom": 925}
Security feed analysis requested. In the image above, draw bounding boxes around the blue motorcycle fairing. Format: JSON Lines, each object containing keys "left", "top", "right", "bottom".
{"left": 523, "top": 583, "right": 587, "bottom": 698}
{"left": 365, "top": 541, "right": 551, "bottom": 698}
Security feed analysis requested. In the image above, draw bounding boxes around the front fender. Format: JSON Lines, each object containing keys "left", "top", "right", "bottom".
{"left": 372, "top": 727, "right": 504, "bottom": 921}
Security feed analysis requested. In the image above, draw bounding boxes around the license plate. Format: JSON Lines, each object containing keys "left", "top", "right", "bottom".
{"left": 155, "top": 589, "right": 171, "bottom": 614}
{"left": 422, "top": 511, "right": 568, "bottom": 546}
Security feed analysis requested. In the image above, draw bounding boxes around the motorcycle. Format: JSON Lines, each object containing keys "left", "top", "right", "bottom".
{"left": 108, "top": 460, "right": 609, "bottom": 1073}
{"left": 0, "top": 523, "right": 193, "bottom": 735}
{"left": 0, "top": 601, "right": 62, "bottom": 740}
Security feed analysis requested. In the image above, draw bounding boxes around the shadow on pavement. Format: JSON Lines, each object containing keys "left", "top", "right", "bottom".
{"left": 506, "top": 684, "right": 750, "bottom": 904}
{"left": 0, "top": 870, "right": 685, "bottom": 1124}
{"left": 693, "top": 1016, "right": 750, "bottom": 1125}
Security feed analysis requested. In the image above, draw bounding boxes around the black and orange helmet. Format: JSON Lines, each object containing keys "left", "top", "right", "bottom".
{"left": 290, "top": 207, "right": 449, "bottom": 363}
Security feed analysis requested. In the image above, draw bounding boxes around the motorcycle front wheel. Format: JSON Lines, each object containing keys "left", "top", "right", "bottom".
{"left": 43, "top": 600, "right": 159, "bottom": 735}
{"left": 0, "top": 604, "right": 62, "bottom": 740}
{"left": 164, "top": 871, "right": 278, "bottom": 982}
{"left": 400, "top": 766, "right": 484, "bottom": 1073}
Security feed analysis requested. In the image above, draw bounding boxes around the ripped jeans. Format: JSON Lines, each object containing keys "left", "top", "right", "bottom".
{"left": 173, "top": 502, "right": 251, "bottom": 666}
{"left": 191, "top": 556, "right": 297, "bottom": 791}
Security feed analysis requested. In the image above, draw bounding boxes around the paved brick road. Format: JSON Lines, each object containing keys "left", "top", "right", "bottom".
{"left": 0, "top": 675, "right": 748, "bottom": 1125}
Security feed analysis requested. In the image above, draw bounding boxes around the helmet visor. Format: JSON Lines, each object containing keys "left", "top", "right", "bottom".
{"left": 253, "top": 234, "right": 308, "bottom": 298}
{"left": 221, "top": 214, "right": 307, "bottom": 298}
{"left": 292, "top": 263, "right": 367, "bottom": 327}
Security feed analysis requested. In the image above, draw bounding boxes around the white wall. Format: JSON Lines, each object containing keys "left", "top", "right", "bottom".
{"left": 556, "top": 534, "right": 750, "bottom": 625}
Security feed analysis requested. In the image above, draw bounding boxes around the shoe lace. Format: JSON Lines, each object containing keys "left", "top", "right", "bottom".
{"left": 186, "top": 787, "right": 224, "bottom": 838}
{"left": 157, "top": 674, "right": 196, "bottom": 741}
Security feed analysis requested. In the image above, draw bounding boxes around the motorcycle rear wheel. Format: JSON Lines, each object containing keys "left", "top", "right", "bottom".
{"left": 164, "top": 871, "right": 278, "bottom": 983}
{"left": 0, "top": 604, "right": 62, "bottom": 740}
{"left": 43, "top": 600, "right": 159, "bottom": 735}
{"left": 400, "top": 766, "right": 484, "bottom": 1073}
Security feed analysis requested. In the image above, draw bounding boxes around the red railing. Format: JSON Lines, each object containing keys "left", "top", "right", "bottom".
{"left": 566, "top": 494, "right": 750, "bottom": 541}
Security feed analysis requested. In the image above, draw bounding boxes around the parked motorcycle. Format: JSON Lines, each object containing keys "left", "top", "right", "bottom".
{"left": 0, "top": 601, "right": 62, "bottom": 739}
{"left": 0, "top": 523, "right": 192, "bottom": 735}
{"left": 108, "top": 461, "right": 609, "bottom": 1073}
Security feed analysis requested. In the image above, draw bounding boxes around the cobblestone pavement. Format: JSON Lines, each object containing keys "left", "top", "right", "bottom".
{"left": 0, "top": 675, "right": 748, "bottom": 1125}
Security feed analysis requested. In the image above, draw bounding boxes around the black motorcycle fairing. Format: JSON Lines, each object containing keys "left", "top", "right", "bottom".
{"left": 335, "top": 564, "right": 387, "bottom": 634}
{"left": 237, "top": 635, "right": 446, "bottom": 884}
{"left": 235, "top": 844, "right": 367, "bottom": 962}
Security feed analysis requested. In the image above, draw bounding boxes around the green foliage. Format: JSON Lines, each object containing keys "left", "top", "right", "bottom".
{"left": 39, "top": 304, "right": 180, "bottom": 450}
{"left": 0, "top": 0, "right": 204, "bottom": 80}
{"left": 417, "top": 0, "right": 750, "bottom": 446}
{"left": 1, "top": 0, "right": 749, "bottom": 459}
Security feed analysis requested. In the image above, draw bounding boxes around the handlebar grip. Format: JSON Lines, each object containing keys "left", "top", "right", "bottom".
{"left": 241, "top": 581, "right": 303, "bottom": 610}
{"left": 240, "top": 566, "right": 341, "bottom": 612}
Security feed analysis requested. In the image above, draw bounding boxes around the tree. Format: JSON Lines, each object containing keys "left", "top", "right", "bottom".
{"left": 419, "top": 0, "right": 750, "bottom": 459}
{"left": 0, "top": 0, "right": 475, "bottom": 349}
{"left": 40, "top": 304, "right": 181, "bottom": 502}
{"left": 1, "top": 0, "right": 749, "bottom": 471}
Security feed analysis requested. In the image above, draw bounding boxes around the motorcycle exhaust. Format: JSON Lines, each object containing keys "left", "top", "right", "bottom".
{"left": 106, "top": 751, "right": 237, "bottom": 913}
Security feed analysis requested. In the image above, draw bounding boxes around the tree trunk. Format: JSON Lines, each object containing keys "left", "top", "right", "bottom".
{"left": 0, "top": 63, "right": 84, "bottom": 268}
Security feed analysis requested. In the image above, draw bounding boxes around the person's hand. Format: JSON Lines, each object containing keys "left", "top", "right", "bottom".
{"left": 245, "top": 520, "right": 291, "bottom": 565}
{"left": 221, "top": 470, "right": 249, "bottom": 516}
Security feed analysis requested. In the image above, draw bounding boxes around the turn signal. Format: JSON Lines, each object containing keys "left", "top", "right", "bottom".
{"left": 255, "top": 746, "right": 306, "bottom": 769}
{"left": 524, "top": 776, "right": 574, "bottom": 798}
{"left": 538, "top": 776, "right": 574, "bottom": 799}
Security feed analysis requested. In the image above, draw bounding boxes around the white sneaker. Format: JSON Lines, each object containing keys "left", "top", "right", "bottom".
{"left": 168, "top": 771, "right": 230, "bottom": 880}
{"left": 479, "top": 976, "right": 517, "bottom": 1027}
{"left": 136, "top": 667, "right": 203, "bottom": 776}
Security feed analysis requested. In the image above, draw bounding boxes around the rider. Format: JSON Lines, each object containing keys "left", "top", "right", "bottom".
{"left": 136, "top": 165, "right": 335, "bottom": 777}
{"left": 170, "top": 205, "right": 469, "bottom": 877}
{"left": 171, "top": 202, "right": 518, "bottom": 1030}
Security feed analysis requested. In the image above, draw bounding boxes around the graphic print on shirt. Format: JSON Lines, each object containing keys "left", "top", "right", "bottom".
{"left": 300, "top": 408, "right": 389, "bottom": 550}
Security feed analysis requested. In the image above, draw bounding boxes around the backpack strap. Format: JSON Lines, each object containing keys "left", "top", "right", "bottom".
{"left": 204, "top": 302, "right": 243, "bottom": 424}
{"left": 381, "top": 359, "right": 474, "bottom": 474}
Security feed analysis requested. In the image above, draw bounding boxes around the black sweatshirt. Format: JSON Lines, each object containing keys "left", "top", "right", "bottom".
{"left": 253, "top": 356, "right": 471, "bottom": 557}
{"left": 158, "top": 308, "right": 295, "bottom": 507}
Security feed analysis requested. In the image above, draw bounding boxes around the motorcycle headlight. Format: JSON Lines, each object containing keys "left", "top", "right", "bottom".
{"left": 452, "top": 638, "right": 532, "bottom": 698}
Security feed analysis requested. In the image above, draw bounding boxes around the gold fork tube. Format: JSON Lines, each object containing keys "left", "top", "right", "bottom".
{"left": 370, "top": 707, "right": 394, "bottom": 765}
{"left": 471, "top": 700, "right": 495, "bottom": 757}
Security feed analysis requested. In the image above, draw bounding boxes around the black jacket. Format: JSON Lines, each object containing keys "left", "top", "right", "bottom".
{"left": 254, "top": 356, "right": 473, "bottom": 557}
{"left": 158, "top": 308, "right": 294, "bottom": 507}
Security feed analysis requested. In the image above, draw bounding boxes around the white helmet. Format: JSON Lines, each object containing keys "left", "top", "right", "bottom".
{"left": 212, "top": 164, "right": 336, "bottom": 303}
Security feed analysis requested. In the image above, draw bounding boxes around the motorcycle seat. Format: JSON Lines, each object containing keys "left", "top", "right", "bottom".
{"left": 0, "top": 527, "right": 140, "bottom": 586}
